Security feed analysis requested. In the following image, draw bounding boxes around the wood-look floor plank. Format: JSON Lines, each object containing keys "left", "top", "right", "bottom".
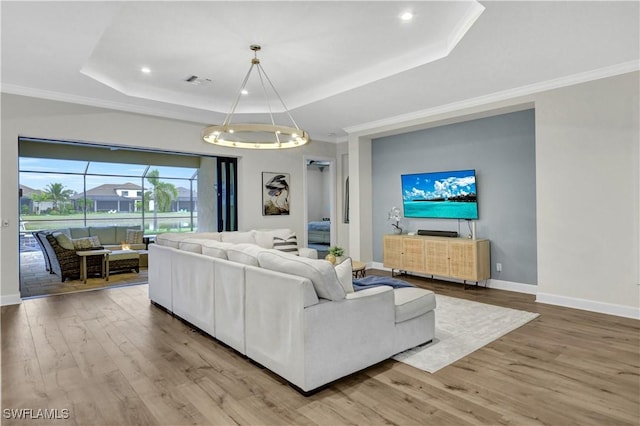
{"left": 2, "top": 277, "right": 639, "bottom": 426}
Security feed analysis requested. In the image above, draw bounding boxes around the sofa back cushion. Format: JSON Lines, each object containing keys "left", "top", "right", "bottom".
{"left": 221, "top": 231, "right": 256, "bottom": 245}
{"left": 201, "top": 241, "right": 234, "bottom": 259}
{"left": 89, "top": 227, "right": 117, "bottom": 245}
{"left": 226, "top": 243, "right": 265, "bottom": 266}
{"left": 178, "top": 238, "right": 208, "bottom": 254}
{"left": 156, "top": 232, "right": 196, "bottom": 248}
{"left": 68, "top": 227, "right": 89, "bottom": 239}
{"left": 258, "top": 250, "right": 346, "bottom": 301}
{"left": 190, "top": 232, "right": 222, "bottom": 241}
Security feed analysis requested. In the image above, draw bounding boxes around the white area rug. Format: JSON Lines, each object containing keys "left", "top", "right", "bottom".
{"left": 393, "top": 294, "right": 540, "bottom": 373}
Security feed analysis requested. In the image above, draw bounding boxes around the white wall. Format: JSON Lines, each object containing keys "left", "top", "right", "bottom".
{"left": 535, "top": 73, "right": 639, "bottom": 317}
{"left": 0, "top": 94, "right": 336, "bottom": 304}
{"left": 347, "top": 71, "right": 639, "bottom": 318}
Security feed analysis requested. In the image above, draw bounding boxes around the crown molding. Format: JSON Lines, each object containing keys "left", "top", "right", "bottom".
{"left": 1, "top": 83, "right": 211, "bottom": 125}
{"left": 344, "top": 60, "right": 640, "bottom": 136}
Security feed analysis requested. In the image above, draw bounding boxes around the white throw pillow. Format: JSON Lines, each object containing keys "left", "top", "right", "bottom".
{"left": 272, "top": 233, "right": 299, "bottom": 255}
{"left": 226, "top": 243, "right": 264, "bottom": 266}
{"left": 258, "top": 250, "right": 346, "bottom": 301}
{"left": 335, "top": 257, "right": 354, "bottom": 293}
{"left": 201, "top": 241, "right": 234, "bottom": 259}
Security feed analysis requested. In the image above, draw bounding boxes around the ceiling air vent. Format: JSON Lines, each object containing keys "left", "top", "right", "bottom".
{"left": 184, "top": 75, "right": 212, "bottom": 86}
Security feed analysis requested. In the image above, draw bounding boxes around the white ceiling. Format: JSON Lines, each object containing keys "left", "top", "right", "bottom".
{"left": 2, "top": 1, "right": 639, "bottom": 143}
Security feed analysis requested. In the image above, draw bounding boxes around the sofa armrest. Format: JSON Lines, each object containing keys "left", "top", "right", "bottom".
{"left": 345, "top": 285, "right": 392, "bottom": 300}
{"left": 298, "top": 247, "right": 318, "bottom": 259}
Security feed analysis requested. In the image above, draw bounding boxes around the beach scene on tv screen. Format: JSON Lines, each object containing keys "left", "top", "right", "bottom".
{"left": 401, "top": 169, "right": 478, "bottom": 219}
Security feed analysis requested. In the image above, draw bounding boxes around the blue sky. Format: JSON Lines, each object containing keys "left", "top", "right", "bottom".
{"left": 402, "top": 169, "right": 476, "bottom": 201}
{"left": 19, "top": 158, "right": 197, "bottom": 193}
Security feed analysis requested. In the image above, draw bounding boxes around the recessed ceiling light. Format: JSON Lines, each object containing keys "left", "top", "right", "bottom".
{"left": 400, "top": 12, "right": 413, "bottom": 21}
{"left": 141, "top": 67, "right": 151, "bottom": 74}
{"left": 241, "top": 89, "right": 249, "bottom": 95}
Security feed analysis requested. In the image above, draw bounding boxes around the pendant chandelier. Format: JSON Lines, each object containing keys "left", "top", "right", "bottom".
{"left": 202, "top": 45, "right": 310, "bottom": 149}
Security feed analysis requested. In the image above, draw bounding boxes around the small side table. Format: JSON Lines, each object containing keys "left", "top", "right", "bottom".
{"left": 76, "top": 249, "right": 110, "bottom": 284}
{"left": 352, "top": 261, "right": 366, "bottom": 279}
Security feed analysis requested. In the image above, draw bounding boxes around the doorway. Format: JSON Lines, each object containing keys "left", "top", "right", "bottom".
{"left": 304, "top": 156, "right": 335, "bottom": 259}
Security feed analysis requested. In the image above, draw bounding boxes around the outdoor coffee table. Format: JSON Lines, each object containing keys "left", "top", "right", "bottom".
{"left": 76, "top": 249, "right": 110, "bottom": 284}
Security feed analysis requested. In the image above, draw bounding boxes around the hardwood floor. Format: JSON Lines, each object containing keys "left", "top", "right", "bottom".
{"left": 2, "top": 272, "right": 639, "bottom": 425}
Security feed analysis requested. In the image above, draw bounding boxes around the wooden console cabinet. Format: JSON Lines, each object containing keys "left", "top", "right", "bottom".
{"left": 383, "top": 234, "right": 490, "bottom": 284}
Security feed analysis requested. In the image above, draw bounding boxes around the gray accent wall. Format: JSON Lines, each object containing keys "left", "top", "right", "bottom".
{"left": 372, "top": 109, "right": 537, "bottom": 285}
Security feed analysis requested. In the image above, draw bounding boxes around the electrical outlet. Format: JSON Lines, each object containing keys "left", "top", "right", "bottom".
{"left": 496, "top": 262, "right": 502, "bottom": 272}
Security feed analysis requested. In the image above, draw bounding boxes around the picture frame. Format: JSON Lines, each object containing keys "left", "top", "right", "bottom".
{"left": 262, "top": 172, "right": 290, "bottom": 216}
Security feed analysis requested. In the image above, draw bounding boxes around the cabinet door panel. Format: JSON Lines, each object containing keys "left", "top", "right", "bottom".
{"left": 383, "top": 236, "right": 403, "bottom": 269}
{"left": 425, "top": 240, "right": 449, "bottom": 276}
{"left": 402, "top": 238, "right": 425, "bottom": 272}
{"left": 449, "top": 241, "right": 478, "bottom": 280}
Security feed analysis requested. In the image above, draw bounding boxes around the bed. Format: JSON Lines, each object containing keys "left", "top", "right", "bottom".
{"left": 308, "top": 221, "right": 331, "bottom": 244}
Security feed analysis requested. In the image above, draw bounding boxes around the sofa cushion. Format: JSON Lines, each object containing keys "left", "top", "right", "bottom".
{"left": 258, "top": 250, "right": 346, "bottom": 301}
{"left": 394, "top": 288, "right": 436, "bottom": 323}
{"left": 68, "top": 227, "right": 89, "bottom": 238}
{"left": 126, "top": 229, "right": 144, "bottom": 244}
{"left": 114, "top": 226, "right": 135, "bottom": 243}
{"left": 273, "top": 234, "right": 299, "bottom": 255}
{"left": 221, "top": 231, "right": 256, "bottom": 245}
{"left": 226, "top": 243, "right": 265, "bottom": 266}
{"left": 201, "top": 241, "right": 234, "bottom": 259}
{"left": 190, "top": 232, "right": 222, "bottom": 241}
{"left": 53, "top": 232, "right": 75, "bottom": 250}
{"left": 72, "top": 236, "right": 101, "bottom": 250}
{"left": 178, "top": 238, "right": 208, "bottom": 254}
{"left": 156, "top": 232, "right": 195, "bottom": 248}
{"left": 335, "top": 257, "right": 354, "bottom": 293}
{"left": 89, "top": 227, "right": 117, "bottom": 245}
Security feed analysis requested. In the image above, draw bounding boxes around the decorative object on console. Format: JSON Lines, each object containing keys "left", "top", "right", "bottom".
{"left": 202, "top": 44, "right": 309, "bottom": 150}
{"left": 263, "top": 172, "right": 290, "bottom": 215}
{"left": 388, "top": 206, "right": 402, "bottom": 234}
{"left": 325, "top": 246, "right": 344, "bottom": 264}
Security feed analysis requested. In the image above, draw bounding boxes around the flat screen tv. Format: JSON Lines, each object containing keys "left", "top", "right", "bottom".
{"left": 401, "top": 169, "right": 478, "bottom": 219}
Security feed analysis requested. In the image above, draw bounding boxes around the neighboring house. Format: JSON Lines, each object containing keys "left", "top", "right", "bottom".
{"left": 73, "top": 182, "right": 142, "bottom": 213}
{"left": 72, "top": 183, "right": 195, "bottom": 213}
{"left": 172, "top": 186, "right": 197, "bottom": 212}
{"left": 19, "top": 184, "right": 54, "bottom": 214}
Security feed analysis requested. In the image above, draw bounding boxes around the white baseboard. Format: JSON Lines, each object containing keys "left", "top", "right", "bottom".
{"left": 487, "top": 279, "right": 538, "bottom": 294}
{"left": 1, "top": 293, "right": 22, "bottom": 306}
{"left": 370, "top": 262, "right": 537, "bottom": 295}
{"left": 536, "top": 292, "right": 640, "bottom": 320}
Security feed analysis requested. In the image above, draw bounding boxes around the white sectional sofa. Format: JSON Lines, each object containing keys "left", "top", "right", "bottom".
{"left": 149, "top": 229, "right": 436, "bottom": 393}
